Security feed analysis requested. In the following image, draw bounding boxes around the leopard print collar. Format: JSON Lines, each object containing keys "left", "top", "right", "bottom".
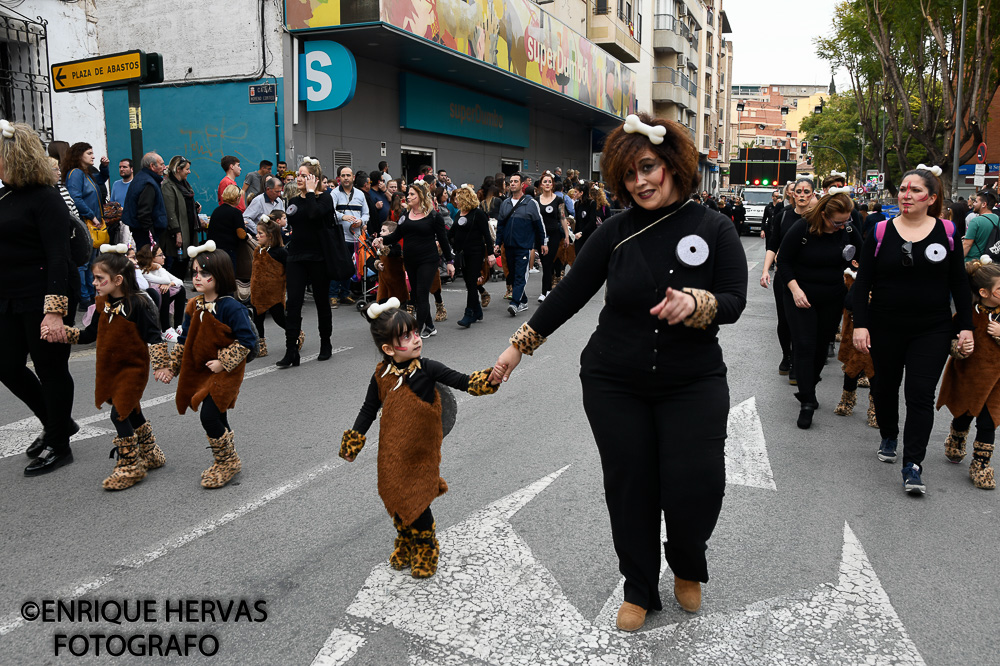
{"left": 382, "top": 358, "right": 422, "bottom": 391}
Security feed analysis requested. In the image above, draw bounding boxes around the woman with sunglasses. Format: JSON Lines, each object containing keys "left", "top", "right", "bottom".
{"left": 852, "top": 167, "right": 974, "bottom": 494}
{"left": 761, "top": 178, "right": 816, "bottom": 382}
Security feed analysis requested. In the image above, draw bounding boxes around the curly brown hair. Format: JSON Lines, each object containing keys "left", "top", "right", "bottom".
{"left": 60, "top": 141, "right": 92, "bottom": 183}
{"left": 599, "top": 112, "right": 699, "bottom": 206}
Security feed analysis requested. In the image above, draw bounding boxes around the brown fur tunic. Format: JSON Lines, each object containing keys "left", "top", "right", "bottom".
{"left": 376, "top": 254, "right": 408, "bottom": 302}
{"left": 175, "top": 298, "right": 246, "bottom": 413}
{"left": 94, "top": 296, "right": 149, "bottom": 419}
{"left": 374, "top": 361, "right": 447, "bottom": 526}
{"left": 837, "top": 270, "right": 874, "bottom": 379}
{"left": 250, "top": 247, "right": 286, "bottom": 313}
{"left": 937, "top": 308, "right": 1000, "bottom": 423}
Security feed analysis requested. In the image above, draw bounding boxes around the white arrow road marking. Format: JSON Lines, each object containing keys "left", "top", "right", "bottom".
{"left": 0, "top": 350, "right": 347, "bottom": 461}
{"left": 747, "top": 261, "right": 760, "bottom": 272}
{"left": 726, "top": 397, "right": 777, "bottom": 491}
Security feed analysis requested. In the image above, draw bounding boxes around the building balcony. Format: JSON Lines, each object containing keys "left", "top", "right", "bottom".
{"left": 590, "top": 4, "right": 641, "bottom": 63}
{"left": 651, "top": 66, "right": 690, "bottom": 108}
{"left": 653, "top": 15, "right": 687, "bottom": 54}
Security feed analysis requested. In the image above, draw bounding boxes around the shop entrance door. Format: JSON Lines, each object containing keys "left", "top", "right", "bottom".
{"left": 401, "top": 146, "right": 435, "bottom": 184}
{"left": 501, "top": 159, "right": 521, "bottom": 177}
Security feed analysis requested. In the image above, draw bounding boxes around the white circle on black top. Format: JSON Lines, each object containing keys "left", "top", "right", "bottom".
{"left": 925, "top": 243, "right": 947, "bottom": 263}
{"left": 545, "top": 205, "right": 554, "bottom": 214}
{"left": 581, "top": 211, "right": 587, "bottom": 218}
{"left": 286, "top": 204, "right": 298, "bottom": 216}
{"left": 843, "top": 245, "right": 856, "bottom": 261}
{"left": 457, "top": 216, "right": 468, "bottom": 226}
{"left": 676, "top": 234, "right": 710, "bottom": 267}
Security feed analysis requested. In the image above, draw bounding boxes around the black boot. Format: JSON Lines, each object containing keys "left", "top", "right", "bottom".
{"left": 27, "top": 419, "right": 80, "bottom": 458}
{"left": 795, "top": 394, "right": 818, "bottom": 429}
{"left": 472, "top": 301, "right": 484, "bottom": 322}
{"left": 457, "top": 308, "right": 474, "bottom": 328}
{"left": 318, "top": 338, "right": 333, "bottom": 361}
{"left": 778, "top": 354, "right": 791, "bottom": 376}
{"left": 275, "top": 347, "right": 300, "bottom": 368}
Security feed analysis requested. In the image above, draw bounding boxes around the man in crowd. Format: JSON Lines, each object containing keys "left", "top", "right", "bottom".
{"left": 330, "top": 166, "right": 369, "bottom": 307}
{"left": 354, "top": 171, "right": 381, "bottom": 238}
{"left": 386, "top": 179, "right": 398, "bottom": 198}
{"left": 495, "top": 172, "right": 546, "bottom": 316}
{"left": 243, "top": 176, "right": 285, "bottom": 234}
{"left": 110, "top": 158, "right": 133, "bottom": 207}
{"left": 701, "top": 190, "right": 719, "bottom": 211}
{"left": 761, "top": 190, "right": 783, "bottom": 239}
{"left": 963, "top": 190, "right": 999, "bottom": 261}
{"left": 861, "top": 202, "right": 885, "bottom": 239}
{"left": 378, "top": 160, "right": 392, "bottom": 185}
{"left": 436, "top": 169, "right": 456, "bottom": 193}
{"left": 364, "top": 171, "right": 390, "bottom": 234}
{"left": 242, "top": 160, "right": 272, "bottom": 202}
{"left": 122, "top": 152, "right": 168, "bottom": 248}
{"left": 553, "top": 166, "right": 563, "bottom": 184}
{"left": 218, "top": 155, "right": 246, "bottom": 212}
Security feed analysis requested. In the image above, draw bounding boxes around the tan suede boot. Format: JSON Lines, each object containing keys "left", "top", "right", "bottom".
{"left": 674, "top": 576, "right": 702, "bottom": 612}
{"left": 867, "top": 393, "right": 878, "bottom": 428}
{"left": 945, "top": 425, "right": 970, "bottom": 463}
{"left": 834, "top": 389, "right": 857, "bottom": 416}
{"left": 615, "top": 602, "right": 647, "bottom": 632}
{"left": 135, "top": 420, "right": 165, "bottom": 470}
{"left": 410, "top": 522, "right": 440, "bottom": 578}
{"left": 969, "top": 441, "right": 996, "bottom": 489}
{"left": 257, "top": 337, "right": 268, "bottom": 358}
{"left": 389, "top": 516, "right": 414, "bottom": 571}
{"left": 201, "top": 430, "right": 242, "bottom": 489}
{"left": 103, "top": 435, "right": 147, "bottom": 491}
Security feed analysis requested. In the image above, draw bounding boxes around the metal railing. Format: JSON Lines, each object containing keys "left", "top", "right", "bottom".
{"left": 654, "top": 13, "right": 675, "bottom": 30}
{"left": 705, "top": 93, "right": 711, "bottom": 108}
{"left": 704, "top": 134, "right": 711, "bottom": 150}
{"left": 0, "top": 9, "right": 53, "bottom": 143}
{"left": 652, "top": 66, "right": 679, "bottom": 85}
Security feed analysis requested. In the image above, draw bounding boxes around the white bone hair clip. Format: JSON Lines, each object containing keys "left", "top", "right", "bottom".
{"left": 829, "top": 171, "right": 847, "bottom": 179}
{"left": 623, "top": 114, "right": 666, "bottom": 145}
{"left": 828, "top": 186, "right": 853, "bottom": 195}
{"left": 187, "top": 240, "right": 217, "bottom": 259}
{"left": 917, "top": 163, "right": 943, "bottom": 177}
{"left": 367, "top": 297, "right": 401, "bottom": 320}
{"left": 99, "top": 243, "right": 129, "bottom": 254}
{"left": 0, "top": 119, "right": 14, "bottom": 139}
{"left": 302, "top": 156, "right": 320, "bottom": 166}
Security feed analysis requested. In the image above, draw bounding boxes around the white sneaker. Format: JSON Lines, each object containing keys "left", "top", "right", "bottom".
{"left": 529, "top": 268, "right": 540, "bottom": 274}
{"left": 537, "top": 293, "right": 546, "bottom": 302}
{"left": 161, "top": 327, "right": 179, "bottom": 343}
{"left": 420, "top": 325, "right": 437, "bottom": 338}
{"left": 516, "top": 303, "right": 529, "bottom": 314}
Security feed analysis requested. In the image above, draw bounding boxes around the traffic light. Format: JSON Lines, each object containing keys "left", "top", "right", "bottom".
{"left": 762, "top": 179, "right": 770, "bottom": 186}
{"left": 753, "top": 179, "right": 760, "bottom": 185}
{"left": 800, "top": 140, "right": 807, "bottom": 155}
{"left": 746, "top": 180, "right": 750, "bottom": 185}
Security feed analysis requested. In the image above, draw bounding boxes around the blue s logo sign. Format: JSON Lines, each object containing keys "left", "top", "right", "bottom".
{"left": 299, "top": 41, "right": 356, "bottom": 111}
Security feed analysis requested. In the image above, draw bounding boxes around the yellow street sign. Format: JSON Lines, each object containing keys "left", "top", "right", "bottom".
{"left": 51, "top": 51, "right": 146, "bottom": 92}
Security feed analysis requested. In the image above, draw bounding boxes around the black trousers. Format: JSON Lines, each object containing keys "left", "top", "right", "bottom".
{"left": 199, "top": 394, "right": 231, "bottom": 439}
{"left": 783, "top": 290, "right": 843, "bottom": 403}
{"left": 405, "top": 258, "right": 438, "bottom": 332}
{"left": 285, "top": 259, "right": 331, "bottom": 350}
{"left": 580, "top": 361, "right": 728, "bottom": 611}
{"left": 771, "top": 272, "right": 792, "bottom": 358}
{"left": 462, "top": 251, "right": 484, "bottom": 310}
{"left": 253, "top": 304, "right": 287, "bottom": 339}
{"left": 953, "top": 406, "right": 996, "bottom": 445}
{"left": 869, "top": 317, "right": 952, "bottom": 466}
{"left": 0, "top": 309, "right": 75, "bottom": 453}
{"left": 159, "top": 285, "right": 187, "bottom": 330}
{"left": 110, "top": 405, "right": 147, "bottom": 438}
{"left": 540, "top": 247, "right": 561, "bottom": 295}
{"left": 395, "top": 507, "right": 434, "bottom": 531}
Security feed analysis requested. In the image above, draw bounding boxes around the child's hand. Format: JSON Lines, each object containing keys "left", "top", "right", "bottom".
{"left": 988, "top": 320, "right": 1000, "bottom": 338}
{"left": 40, "top": 324, "right": 50, "bottom": 339}
{"left": 958, "top": 330, "right": 975, "bottom": 356}
{"left": 477, "top": 276, "right": 485, "bottom": 285}
{"left": 154, "top": 369, "right": 173, "bottom": 383}
{"left": 206, "top": 360, "right": 224, "bottom": 373}
{"left": 490, "top": 363, "right": 506, "bottom": 385}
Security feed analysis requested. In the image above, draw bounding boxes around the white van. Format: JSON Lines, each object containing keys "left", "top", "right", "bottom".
{"left": 741, "top": 187, "right": 778, "bottom": 234}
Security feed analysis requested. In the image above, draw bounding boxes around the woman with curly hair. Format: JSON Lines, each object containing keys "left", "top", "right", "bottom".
{"left": 62, "top": 141, "right": 110, "bottom": 311}
{"left": 450, "top": 185, "right": 496, "bottom": 327}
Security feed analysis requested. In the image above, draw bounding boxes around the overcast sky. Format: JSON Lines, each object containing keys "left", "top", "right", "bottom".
{"left": 723, "top": 0, "right": 852, "bottom": 90}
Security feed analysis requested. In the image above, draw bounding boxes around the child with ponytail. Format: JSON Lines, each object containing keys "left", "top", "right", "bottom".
{"left": 936, "top": 256, "right": 1000, "bottom": 489}
{"left": 339, "top": 298, "right": 502, "bottom": 578}
{"left": 251, "top": 217, "right": 302, "bottom": 357}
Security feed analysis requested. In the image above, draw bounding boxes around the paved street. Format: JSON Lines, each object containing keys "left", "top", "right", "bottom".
{"left": 1, "top": 236, "right": 998, "bottom": 665}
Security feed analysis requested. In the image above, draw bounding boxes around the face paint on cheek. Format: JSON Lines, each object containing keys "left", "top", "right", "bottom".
{"left": 394, "top": 346, "right": 407, "bottom": 352}
{"left": 915, "top": 193, "right": 929, "bottom": 202}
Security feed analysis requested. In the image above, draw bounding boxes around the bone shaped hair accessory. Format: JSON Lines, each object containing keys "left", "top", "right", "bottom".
{"left": 623, "top": 114, "right": 666, "bottom": 145}
{"left": 829, "top": 171, "right": 847, "bottom": 179}
{"left": 367, "top": 297, "right": 401, "bottom": 320}
{"left": 827, "top": 186, "right": 853, "bottom": 195}
{"left": 99, "top": 243, "right": 129, "bottom": 255}
{"left": 0, "top": 119, "right": 14, "bottom": 139}
{"left": 916, "top": 163, "right": 943, "bottom": 177}
{"left": 187, "top": 240, "right": 217, "bottom": 259}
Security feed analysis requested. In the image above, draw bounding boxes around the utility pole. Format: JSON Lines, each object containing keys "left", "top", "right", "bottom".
{"left": 951, "top": 0, "right": 969, "bottom": 199}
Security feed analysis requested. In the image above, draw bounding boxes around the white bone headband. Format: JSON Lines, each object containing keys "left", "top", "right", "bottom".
{"left": 981, "top": 255, "right": 994, "bottom": 265}
{"left": 917, "top": 163, "right": 943, "bottom": 177}
{"left": 0, "top": 119, "right": 13, "bottom": 139}
{"left": 187, "top": 240, "right": 217, "bottom": 259}
{"left": 302, "top": 157, "right": 320, "bottom": 167}
{"left": 99, "top": 243, "right": 128, "bottom": 255}
{"left": 622, "top": 114, "right": 666, "bottom": 145}
{"left": 828, "top": 186, "right": 853, "bottom": 195}
{"left": 829, "top": 171, "right": 846, "bottom": 179}
{"left": 259, "top": 214, "right": 271, "bottom": 224}
{"left": 367, "top": 297, "right": 401, "bottom": 320}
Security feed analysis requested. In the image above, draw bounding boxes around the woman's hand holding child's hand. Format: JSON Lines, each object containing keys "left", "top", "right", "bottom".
{"left": 154, "top": 369, "right": 173, "bottom": 383}
{"left": 206, "top": 360, "right": 223, "bottom": 373}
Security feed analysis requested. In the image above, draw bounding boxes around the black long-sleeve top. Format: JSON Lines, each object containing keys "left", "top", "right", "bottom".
{"left": 765, "top": 208, "right": 803, "bottom": 255}
{"left": 382, "top": 211, "right": 453, "bottom": 264}
{"left": 527, "top": 200, "right": 748, "bottom": 378}
{"left": 0, "top": 184, "right": 74, "bottom": 313}
{"left": 576, "top": 199, "right": 598, "bottom": 242}
{"left": 206, "top": 204, "right": 248, "bottom": 255}
{"left": 449, "top": 208, "right": 494, "bottom": 257}
{"left": 352, "top": 357, "right": 472, "bottom": 434}
{"left": 776, "top": 219, "right": 862, "bottom": 303}
{"left": 853, "top": 218, "right": 973, "bottom": 331}
{"left": 287, "top": 191, "right": 335, "bottom": 262}
{"left": 762, "top": 202, "right": 784, "bottom": 238}
{"left": 263, "top": 245, "right": 288, "bottom": 265}
{"left": 537, "top": 194, "right": 566, "bottom": 244}
{"left": 76, "top": 294, "right": 161, "bottom": 345}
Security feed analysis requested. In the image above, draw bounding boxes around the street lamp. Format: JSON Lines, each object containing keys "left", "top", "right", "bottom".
{"left": 951, "top": 0, "right": 969, "bottom": 198}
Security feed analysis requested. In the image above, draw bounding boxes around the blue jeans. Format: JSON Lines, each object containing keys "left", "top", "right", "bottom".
{"left": 78, "top": 248, "right": 98, "bottom": 302}
{"left": 509, "top": 247, "right": 531, "bottom": 305}
{"left": 329, "top": 241, "right": 357, "bottom": 299}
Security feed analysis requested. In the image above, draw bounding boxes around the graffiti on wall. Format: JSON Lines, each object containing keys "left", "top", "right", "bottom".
{"left": 286, "top": 0, "right": 637, "bottom": 119}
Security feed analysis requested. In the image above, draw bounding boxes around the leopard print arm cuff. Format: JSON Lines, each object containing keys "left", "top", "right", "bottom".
{"left": 218, "top": 341, "right": 250, "bottom": 372}
{"left": 44, "top": 295, "right": 69, "bottom": 316}
{"left": 65, "top": 326, "right": 80, "bottom": 344}
{"left": 509, "top": 322, "right": 547, "bottom": 356}
{"left": 170, "top": 343, "right": 184, "bottom": 375}
{"left": 467, "top": 368, "right": 500, "bottom": 396}
{"left": 339, "top": 429, "right": 366, "bottom": 461}
{"left": 950, "top": 338, "right": 972, "bottom": 360}
{"left": 681, "top": 288, "right": 718, "bottom": 330}
{"left": 149, "top": 342, "right": 170, "bottom": 370}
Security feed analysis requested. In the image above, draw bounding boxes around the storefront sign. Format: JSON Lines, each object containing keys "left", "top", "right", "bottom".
{"left": 399, "top": 73, "right": 529, "bottom": 147}
{"left": 286, "top": 0, "right": 637, "bottom": 119}
{"left": 298, "top": 40, "right": 357, "bottom": 112}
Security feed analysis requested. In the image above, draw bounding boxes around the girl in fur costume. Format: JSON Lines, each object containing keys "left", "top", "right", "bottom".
{"left": 936, "top": 257, "right": 1000, "bottom": 489}
{"left": 339, "top": 298, "right": 502, "bottom": 578}
{"left": 251, "top": 217, "right": 302, "bottom": 358}
{"left": 44, "top": 245, "right": 170, "bottom": 490}
{"left": 371, "top": 220, "right": 409, "bottom": 303}
{"left": 155, "top": 243, "right": 257, "bottom": 488}
{"left": 834, "top": 267, "right": 877, "bottom": 427}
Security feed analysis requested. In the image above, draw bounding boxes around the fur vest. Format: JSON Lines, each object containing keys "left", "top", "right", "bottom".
{"left": 94, "top": 295, "right": 150, "bottom": 418}
{"left": 937, "top": 307, "right": 1000, "bottom": 423}
{"left": 251, "top": 246, "right": 286, "bottom": 313}
{"left": 837, "top": 270, "right": 874, "bottom": 379}
{"left": 175, "top": 298, "right": 246, "bottom": 413}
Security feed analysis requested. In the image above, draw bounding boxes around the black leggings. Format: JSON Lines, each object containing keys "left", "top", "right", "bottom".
{"left": 199, "top": 394, "right": 231, "bottom": 439}
{"left": 395, "top": 507, "right": 434, "bottom": 531}
{"left": 0, "top": 309, "right": 75, "bottom": 453}
{"left": 462, "top": 252, "right": 485, "bottom": 310}
{"left": 110, "top": 405, "right": 147, "bottom": 438}
{"left": 869, "top": 317, "right": 952, "bottom": 465}
{"left": 953, "top": 406, "right": 996, "bottom": 445}
{"left": 405, "top": 258, "right": 438, "bottom": 332}
{"left": 783, "top": 290, "right": 843, "bottom": 403}
{"left": 253, "top": 304, "right": 287, "bottom": 339}
{"left": 772, "top": 272, "right": 792, "bottom": 358}
{"left": 540, "top": 247, "right": 561, "bottom": 295}
{"left": 285, "top": 259, "right": 331, "bottom": 350}
{"left": 580, "top": 362, "right": 728, "bottom": 612}
{"left": 843, "top": 371, "right": 874, "bottom": 392}
{"left": 158, "top": 285, "right": 187, "bottom": 330}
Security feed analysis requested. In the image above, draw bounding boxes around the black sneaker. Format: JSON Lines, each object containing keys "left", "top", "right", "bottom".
{"left": 902, "top": 463, "right": 926, "bottom": 494}
{"left": 778, "top": 356, "right": 791, "bottom": 375}
{"left": 788, "top": 366, "right": 797, "bottom": 386}
{"left": 796, "top": 402, "right": 817, "bottom": 429}
{"left": 878, "top": 437, "right": 898, "bottom": 463}
{"left": 507, "top": 303, "right": 518, "bottom": 317}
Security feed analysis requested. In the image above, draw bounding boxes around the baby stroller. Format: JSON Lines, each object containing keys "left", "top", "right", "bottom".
{"left": 352, "top": 228, "right": 380, "bottom": 312}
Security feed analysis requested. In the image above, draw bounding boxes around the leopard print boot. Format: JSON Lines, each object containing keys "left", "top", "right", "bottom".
{"left": 857, "top": 373, "right": 870, "bottom": 388}
{"left": 945, "top": 425, "right": 970, "bottom": 463}
{"left": 834, "top": 389, "right": 857, "bottom": 416}
{"left": 503, "top": 285, "right": 513, "bottom": 300}
{"left": 410, "top": 522, "right": 440, "bottom": 579}
{"left": 102, "top": 435, "right": 147, "bottom": 491}
{"left": 135, "top": 420, "right": 165, "bottom": 470}
{"left": 389, "top": 515, "right": 414, "bottom": 571}
{"left": 480, "top": 290, "right": 491, "bottom": 308}
{"left": 969, "top": 441, "right": 995, "bottom": 489}
{"left": 867, "top": 393, "right": 878, "bottom": 429}
{"left": 258, "top": 338, "right": 268, "bottom": 358}
{"left": 406, "top": 304, "right": 416, "bottom": 317}
{"left": 435, "top": 302, "right": 447, "bottom": 322}
{"left": 297, "top": 330, "right": 305, "bottom": 351}
{"left": 202, "top": 430, "right": 242, "bottom": 489}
